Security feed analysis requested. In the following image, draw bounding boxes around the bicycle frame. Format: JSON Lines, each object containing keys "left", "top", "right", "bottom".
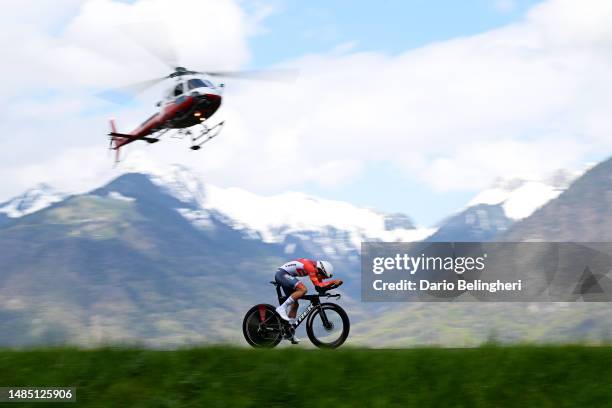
{"left": 271, "top": 281, "right": 340, "bottom": 328}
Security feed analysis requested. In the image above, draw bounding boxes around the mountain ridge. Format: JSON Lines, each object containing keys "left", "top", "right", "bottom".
{"left": 1, "top": 152, "right": 580, "bottom": 245}
{"left": 501, "top": 156, "right": 612, "bottom": 241}
{"left": 0, "top": 154, "right": 608, "bottom": 346}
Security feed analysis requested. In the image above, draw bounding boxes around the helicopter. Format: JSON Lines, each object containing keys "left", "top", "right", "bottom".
{"left": 102, "top": 30, "right": 296, "bottom": 162}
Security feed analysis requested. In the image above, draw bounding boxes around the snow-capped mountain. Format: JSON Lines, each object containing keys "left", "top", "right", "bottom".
{"left": 0, "top": 155, "right": 432, "bottom": 255}
{"left": 0, "top": 151, "right": 585, "bottom": 245}
{"left": 501, "top": 158, "right": 612, "bottom": 242}
{"left": 467, "top": 169, "right": 582, "bottom": 220}
{"left": 0, "top": 183, "right": 66, "bottom": 218}
{"left": 427, "top": 169, "right": 584, "bottom": 242}
{"left": 115, "top": 152, "right": 435, "bottom": 249}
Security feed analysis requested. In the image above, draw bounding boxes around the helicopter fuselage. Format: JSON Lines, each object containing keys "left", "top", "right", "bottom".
{"left": 105, "top": 48, "right": 294, "bottom": 161}
{"left": 113, "top": 80, "right": 223, "bottom": 150}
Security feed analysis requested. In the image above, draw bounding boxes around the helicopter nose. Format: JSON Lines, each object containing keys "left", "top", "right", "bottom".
{"left": 204, "top": 93, "right": 221, "bottom": 101}
{"left": 198, "top": 93, "right": 221, "bottom": 107}
{"left": 193, "top": 93, "right": 222, "bottom": 113}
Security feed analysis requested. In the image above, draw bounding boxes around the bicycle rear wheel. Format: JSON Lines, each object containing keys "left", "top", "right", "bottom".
{"left": 242, "top": 304, "right": 283, "bottom": 348}
{"left": 306, "top": 303, "right": 350, "bottom": 348}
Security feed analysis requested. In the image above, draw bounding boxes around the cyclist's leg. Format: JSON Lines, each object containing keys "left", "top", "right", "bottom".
{"left": 288, "top": 283, "right": 306, "bottom": 319}
{"left": 275, "top": 270, "right": 305, "bottom": 320}
{"left": 275, "top": 270, "right": 297, "bottom": 295}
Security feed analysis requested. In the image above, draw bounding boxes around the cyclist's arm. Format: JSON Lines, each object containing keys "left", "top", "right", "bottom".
{"left": 305, "top": 263, "right": 342, "bottom": 288}
{"left": 314, "top": 278, "right": 343, "bottom": 293}
{"left": 305, "top": 262, "right": 334, "bottom": 288}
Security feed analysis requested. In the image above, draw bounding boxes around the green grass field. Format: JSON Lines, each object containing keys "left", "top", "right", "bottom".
{"left": 2, "top": 345, "right": 612, "bottom": 407}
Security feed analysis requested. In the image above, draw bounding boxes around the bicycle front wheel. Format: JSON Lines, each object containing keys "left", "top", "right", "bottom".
{"left": 306, "top": 303, "right": 350, "bottom": 348}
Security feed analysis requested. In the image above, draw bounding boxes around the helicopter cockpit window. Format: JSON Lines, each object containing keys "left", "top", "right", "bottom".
{"left": 173, "top": 83, "right": 184, "bottom": 97}
{"left": 188, "top": 79, "right": 209, "bottom": 90}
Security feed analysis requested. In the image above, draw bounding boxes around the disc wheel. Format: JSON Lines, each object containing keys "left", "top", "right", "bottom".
{"left": 242, "top": 304, "right": 283, "bottom": 348}
{"left": 306, "top": 303, "right": 350, "bottom": 349}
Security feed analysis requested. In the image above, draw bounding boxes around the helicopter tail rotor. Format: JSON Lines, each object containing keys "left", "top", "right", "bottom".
{"left": 109, "top": 119, "right": 122, "bottom": 164}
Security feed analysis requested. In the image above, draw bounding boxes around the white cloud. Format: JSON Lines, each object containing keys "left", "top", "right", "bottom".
{"left": 0, "top": 0, "right": 256, "bottom": 94}
{"left": 190, "top": 0, "right": 612, "bottom": 193}
{"left": 2, "top": 0, "right": 612, "bottom": 207}
{"left": 0, "top": 146, "right": 117, "bottom": 197}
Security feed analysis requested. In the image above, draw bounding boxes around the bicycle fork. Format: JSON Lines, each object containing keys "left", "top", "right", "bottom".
{"left": 291, "top": 303, "right": 332, "bottom": 330}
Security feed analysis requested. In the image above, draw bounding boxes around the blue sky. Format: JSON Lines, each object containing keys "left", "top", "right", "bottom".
{"left": 247, "top": 0, "right": 542, "bottom": 226}
{"left": 248, "top": 0, "right": 541, "bottom": 67}
{"left": 302, "top": 162, "right": 476, "bottom": 226}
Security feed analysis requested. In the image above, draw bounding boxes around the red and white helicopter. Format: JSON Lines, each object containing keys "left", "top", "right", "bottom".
{"left": 103, "top": 35, "right": 295, "bottom": 162}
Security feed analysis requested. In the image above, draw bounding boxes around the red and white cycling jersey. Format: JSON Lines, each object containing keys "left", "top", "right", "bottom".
{"left": 278, "top": 258, "right": 334, "bottom": 288}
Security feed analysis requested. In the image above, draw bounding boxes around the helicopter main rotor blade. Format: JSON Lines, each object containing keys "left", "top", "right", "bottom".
{"left": 202, "top": 68, "right": 299, "bottom": 83}
{"left": 121, "top": 22, "right": 180, "bottom": 70}
{"left": 96, "top": 76, "right": 168, "bottom": 103}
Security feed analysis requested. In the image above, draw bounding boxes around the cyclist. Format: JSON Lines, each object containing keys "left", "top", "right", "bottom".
{"left": 274, "top": 259, "right": 343, "bottom": 327}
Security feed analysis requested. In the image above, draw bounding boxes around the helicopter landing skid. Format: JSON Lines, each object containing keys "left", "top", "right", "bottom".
{"left": 190, "top": 121, "right": 225, "bottom": 151}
